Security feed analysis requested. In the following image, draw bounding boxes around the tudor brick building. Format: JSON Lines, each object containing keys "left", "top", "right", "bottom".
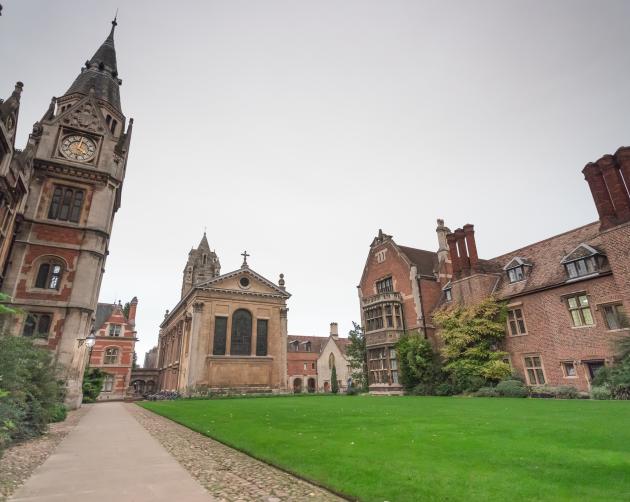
{"left": 1, "top": 20, "right": 133, "bottom": 407}
{"left": 358, "top": 222, "right": 452, "bottom": 393}
{"left": 89, "top": 298, "right": 138, "bottom": 401}
{"left": 157, "top": 235, "right": 290, "bottom": 394}
{"left": 441, "top": 147, "right": 630, "bottom": 391}
{"left": 287, "top": 334, "right": 324, "bottom": 393}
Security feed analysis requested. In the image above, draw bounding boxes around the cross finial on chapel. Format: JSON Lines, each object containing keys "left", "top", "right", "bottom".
{"left": 241, "top": 250, "right": 250, "bottom": 267}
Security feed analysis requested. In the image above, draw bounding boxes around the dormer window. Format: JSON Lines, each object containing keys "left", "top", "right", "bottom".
{"left": 561, "top": 244, "right": 606, "bottom": 280}
{"left": 304, "top": 341, "right": 311, "bottom": 352}
{"left": 503, "top": 257, "right": 531, "bottom": 284}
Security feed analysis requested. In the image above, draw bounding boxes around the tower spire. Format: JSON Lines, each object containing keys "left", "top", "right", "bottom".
{"left": 62, "top": 19, "right": 122, "bottom": 111}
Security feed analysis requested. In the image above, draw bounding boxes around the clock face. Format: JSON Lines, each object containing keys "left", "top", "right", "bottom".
{"left": 60, "top": 135, "right": 96, "bottom": 162}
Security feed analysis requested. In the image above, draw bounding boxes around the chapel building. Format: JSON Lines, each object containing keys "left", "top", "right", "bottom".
{"left": 316, "top": 323, "right": 351, "bottom": 393}
{"left": 158, "top": 235, "right": 290, "bottom": 393}
{"left": 1, "top": 20, "right": 133, "bottom": 408}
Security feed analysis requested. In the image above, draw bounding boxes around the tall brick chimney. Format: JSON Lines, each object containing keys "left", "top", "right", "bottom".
{"left": 455, "top": 228, "right": 470, "bottom": 271}
{"left": 463, "top": 224, "right": 479, "bottom": 270}
{"left": 128, "top": 296, "right": 138, "bottom": 324}
{"left": 330, "top": 322, "right": 339, "bottom": 338}
{"left": 446, "top": 232, "right": 461, "bottom": 275}
{"left": 583, "top": 148, "right": 630, "bottom": 230}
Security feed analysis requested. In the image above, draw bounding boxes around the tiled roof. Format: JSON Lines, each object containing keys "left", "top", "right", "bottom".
{"left": 398, "top": 246, "right": 439, "bottom": 276}
{"left": 287, "top": 335, "right": 327, "bottom": 353}
{"left": 488, "top": 222, "right": 604, "bottom": 298}
{"left": 333, "top": 337, "right": 351, "bottom": 356}
{"left": 94, "top": 303, "right": 115, "bottom": 331}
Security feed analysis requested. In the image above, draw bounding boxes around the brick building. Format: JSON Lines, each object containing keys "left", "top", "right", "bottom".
{"left": 89, "top": 298, "right": 138, "bottom": 401}
{"left": 442, "top": 147, "right": 630, "bottom": 391}
{"left": 1, "top": 19, "right": 133, "bottom": 408}
{"left": 357, "top": 222, "right": 452, "bottom": 393}
{"left": 287, "top": 334, "right": 325, "bottom": 393}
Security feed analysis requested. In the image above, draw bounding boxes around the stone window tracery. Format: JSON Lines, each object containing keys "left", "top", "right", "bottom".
{"left": 48, "top": 185, "right": 85, "bottom": 223}
{"left": 230, "top": 309, "right": 252, "bottom": 356}
{"left": 35, "top": 260, "right": 63, "bottom": 290}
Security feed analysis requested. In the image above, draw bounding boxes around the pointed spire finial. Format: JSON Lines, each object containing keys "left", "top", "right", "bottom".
{"left": 113, "top": 9, "right": 118, "bottom": 27}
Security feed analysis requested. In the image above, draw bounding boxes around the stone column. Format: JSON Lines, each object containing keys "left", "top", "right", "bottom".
{"left": 279, "top": 307, "right": 289, "bottom": 392}
{"left": 186, "top": 302, "right": 206, "bottom": 391}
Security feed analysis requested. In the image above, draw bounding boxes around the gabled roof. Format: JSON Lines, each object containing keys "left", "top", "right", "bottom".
{"left": 196, "top": 266, "right": 290, "bottom": 298}
{"left": 287, "top": 335, "right": 327, "bottom": 353}
{"left": 398, "top": 245, "right": 439, "bottom": 276}
{"left": 94, "top": 303, "right": 115, "bottom": 331}
{"left": 488, "top": 222, "right": 605, "bottom": 298}
{"left": 503, "top": 256, "right": 532, "bottom": 271}
{"left": 332, "top": 337, "right": 351, "bottom": 356}
{"left": 560, "top": 243, "right": 604, "bottom": 264}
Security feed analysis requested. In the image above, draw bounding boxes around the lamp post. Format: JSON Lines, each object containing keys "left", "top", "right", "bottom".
{"left": 85, "top": 330, "right": 96, "bottom": 371}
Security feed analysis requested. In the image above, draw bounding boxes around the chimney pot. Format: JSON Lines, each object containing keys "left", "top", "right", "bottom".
{"left": 463, "top": 224, "right": 479, "bottom": 269}
{"left": 583, "top": 162, "right": 617, "bottom": 229}
{"left": 446, "top": 232, "right": 461, "bottom": 275}
{"left": 454, "top": 228, "right": 470, "bottom": 271}
{"left": 330, "top": 322, "right": 339, "bottom": 337}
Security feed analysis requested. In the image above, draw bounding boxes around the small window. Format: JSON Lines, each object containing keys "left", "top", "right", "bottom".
{"left": 48, "top": 186, "right": 85, "bottom": 223}
{"left": 303, "top": 362, "right": 307, "bottom": 370}
{"left": 507, "top": 308, "right": 527, "bottom": 336}
{"left": 567, "top": 294, "right": 594, "bottom": 327}
{"left": 22, "top": 313, "right": 52, "bottom": 338}
{"left": 110, "top": 119, "right": 118, "bottom": 134}
{"left": 562, "top": 361, "right": 577, "bottom": 378}
{"left": 104, "top": 347, "right": 119, "bottom": 364}
{"left": 311, "top": 362, "right": 315, "bottom": 370}
{"left": 507, "top": 266, "right": 525, "bottom": 283}
{"left": 102, "top": 374, "right": 114, "bottom": 392}
{"left": 34, "top": 261, "right": 63, "bottom": 290}
{"left": 565, "top": 257, "right": 598, "bottom": 279}
{"left": 375, "top": 249, "right": 387, "bottom": 263}
{"left": 376, "top": 277, "right": 394, "bottom": 293}
{"left": 108, "top": 324, "right": 122, "bottom": 337}
{"left": 602, "top": 304, "right": 627, "bottom": 330}
{"left": 444, "top": 288, "right": 452, "bottom": 302}
{"left": 524, "top": 356, "right": 545, "bottom": 385}
{"left": 304, "top": 341, "right": 311, "bottom": 352}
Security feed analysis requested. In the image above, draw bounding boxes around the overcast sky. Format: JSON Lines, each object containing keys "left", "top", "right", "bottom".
{"left": 2, "top": 1, "right": 629, "bottom": 363}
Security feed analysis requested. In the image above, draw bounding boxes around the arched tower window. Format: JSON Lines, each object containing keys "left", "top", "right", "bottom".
{"left": 104, "top": 347, "right": 120, "bottom": 364}
{"left": 230, "top": 309, "right": 252, "bottom": 356}
{"left": 35, "top": 260, "right": 63, "bottom": 290}
{"left": 329, "top": 353, "right": 335, "bottom": 369}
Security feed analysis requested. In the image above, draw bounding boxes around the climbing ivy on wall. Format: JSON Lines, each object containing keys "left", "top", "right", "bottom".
{"left": 433, "top": 296, "right": 511, "bottom": 390}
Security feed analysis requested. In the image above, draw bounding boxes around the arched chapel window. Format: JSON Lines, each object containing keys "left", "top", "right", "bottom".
{"left": 35, "top": 261, "right": 63, "bottom": 290}
{"left": 230, "top": 309, "right": 252, "bottom": 356}
{"left": 329, "top": 353, "right": 335, "bottom": 369}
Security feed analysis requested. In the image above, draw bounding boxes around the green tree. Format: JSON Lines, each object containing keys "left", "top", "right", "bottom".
{"left": 82, "top": 368, "right": 106, "bottom": 403}
{"left": 331, "top": 364, "right": 339, "bottom": 394}
{"left": 433, "top": 296, "right": 511, "bottom": 391}
{"left": 396, "top": 331, "right": 441, "bottom": 392}
{"left": 346, "top": 322, "right": 368, "bottom": 391}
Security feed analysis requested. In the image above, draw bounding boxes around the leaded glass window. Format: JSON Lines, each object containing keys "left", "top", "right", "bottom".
{"left": 230, "top": 309, "right": 252, "bottom": 355}
{"left": 213, "top": 317, "right": 227, "bottom": 355}
{"left": 256, "top": 319, "right": 268, "bottom": 356}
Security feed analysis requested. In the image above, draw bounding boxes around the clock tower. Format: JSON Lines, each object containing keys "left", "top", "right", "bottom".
{"left": 1, "top": 19, "right": 133, "bottom": 408}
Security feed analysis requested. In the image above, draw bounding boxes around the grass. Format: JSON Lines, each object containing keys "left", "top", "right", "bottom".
{"left": 140, "top": 395, "right": 630, "bottom": 501}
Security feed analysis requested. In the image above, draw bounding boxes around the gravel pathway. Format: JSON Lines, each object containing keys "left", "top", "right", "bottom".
{"left": 0, "top": 405, "right": 91, "bottom": 501}
{"left": 127, "top": 404, "right": 346, "bottom": 502}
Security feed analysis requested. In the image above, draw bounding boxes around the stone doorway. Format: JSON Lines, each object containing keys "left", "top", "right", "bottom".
{"left": 293, "top": 378, "right": 303, "bottom": 393}
{"left": 307, "top": 378, "right": 316, "bottom": 393}
{"left": 323, "top": 381, "right": 330, "bottom": 392}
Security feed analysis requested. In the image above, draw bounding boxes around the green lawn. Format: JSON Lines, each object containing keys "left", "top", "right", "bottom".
{"left": 140, "top": 396, "right": 630, "bottom": 501}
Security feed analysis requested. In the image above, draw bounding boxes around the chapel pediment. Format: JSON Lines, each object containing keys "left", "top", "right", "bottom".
{"left": 196, "top": 267, "right": 290, "bottom": 298}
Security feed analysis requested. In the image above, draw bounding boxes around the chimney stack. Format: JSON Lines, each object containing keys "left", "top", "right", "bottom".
{"left": 446, "top": 232, "right": 461, "bottom": 275}
{"left": 463, "top": 224, "right": 479, "bottom": 269}
{"left": 128, "top": 296, "right": 138, "bottom": 324}
{"left": 583, "top": 162, "right": 620, "bottom": 230}
{"left": 436, "top": 219, "right": 451, "bottom": 264}
{"left": 454, "top": 228, "right": 470, "bottom": 271}
{"left": 330, "top": 322, "right": 339, "bottom": 338}
{"left": 599, "top": 155, "right": 630, "bottom": 223}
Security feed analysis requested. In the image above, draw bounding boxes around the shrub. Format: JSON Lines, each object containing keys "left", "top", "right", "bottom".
{"left": 346, "top": 386, "right": 360, "bottom": 396}
{"left": 554, "top": 385, "right": 579, "bottom": 399}
{"left": 396, "top": 332, "right": 441, "bottom": 391}
{"left": 434, "top": 382, "right": 459, "bottom": 396}
{"left": 331, "top": 365, "right": 339, "bottom": 394}
{"left": 475, "top": 387, "right": 498, "bottom": 397}
{"left": 0, "top": 334, "right": 65, "bottom": 452}
{"left": 495, "top": 379, "right": 528, "bottom": 398}
{"left": 82, "top": 368, "right": 105, "bottom": 403}
{"left": 410, "top": 382, "right": 436, "bottom": 396}
{"left": 49, "top": 403, "right": 67, "bottom": 423}
{"left": 591, "top": 386, "right": 612, "bottom": 400}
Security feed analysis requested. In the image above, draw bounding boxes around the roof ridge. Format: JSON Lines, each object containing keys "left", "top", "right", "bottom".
{"left": 490, "top": 221, "right": 600, "bottom": 262}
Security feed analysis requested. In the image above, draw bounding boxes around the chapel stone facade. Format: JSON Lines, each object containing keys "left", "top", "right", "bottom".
{"left": 158, "top": 237, "right": 290, "bottom": 394}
